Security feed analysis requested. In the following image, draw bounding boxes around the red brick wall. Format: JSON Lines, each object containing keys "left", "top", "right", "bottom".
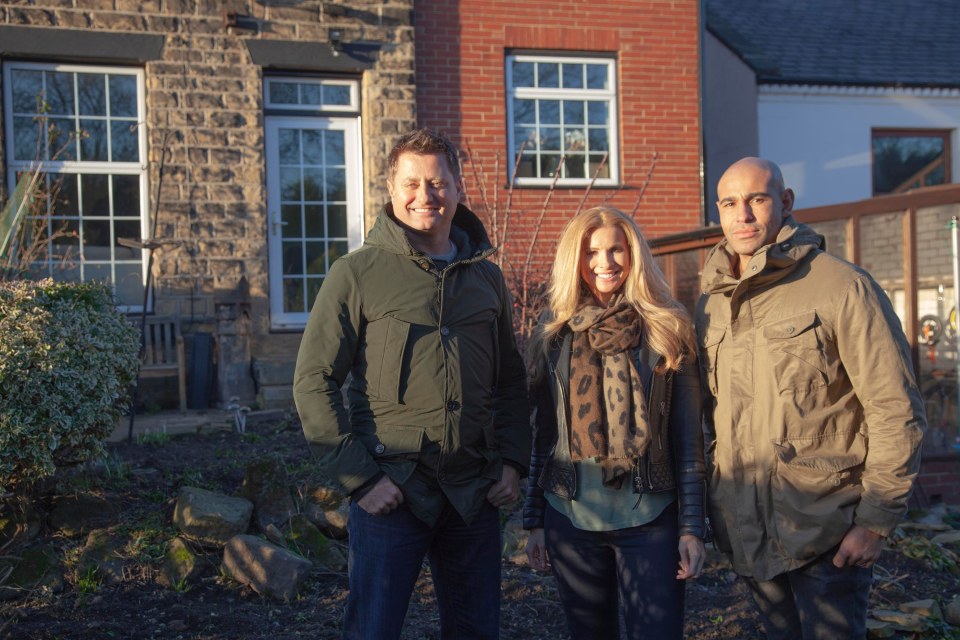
{"left": 915, "top": 457, "right": 960, "bottom": 507}
{"left": 414, "top": 0, "right": 703, "bottom": 270}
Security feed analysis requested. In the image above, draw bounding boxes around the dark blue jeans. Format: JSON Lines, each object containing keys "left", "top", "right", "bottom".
{"left": 343, "top": 499, "right": 501, "bottom": 640}
{"left": 742, "top": 546, "right": 873, "bottom": 640}
{"left": 544, "top": 501, "right": 686, "bottom": 640}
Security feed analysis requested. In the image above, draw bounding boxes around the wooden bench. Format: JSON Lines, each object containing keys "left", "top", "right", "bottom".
{"left": 139, "top": 316, "right": 187, "bottom": 412}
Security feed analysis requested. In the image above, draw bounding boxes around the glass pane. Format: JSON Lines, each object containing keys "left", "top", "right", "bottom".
{"left": 564, "top": 128, "right": 586, "bottom": 152}
{"left": 587, "top": 155, "right": 610, "bottom": 179}
{"left": 51, "top": 219, "right": 79, "bottom": 259}
{"left": 303, "top": 168, "right": 323, "bottom": 201}
{"left": 278, "top": 129, "right": 299, "bottom": 164}
{"left": 326, "top": 168, "right": 346, "bottom": 201}
{"left": 514, "top": 126, "right": 537, "bottom": 152}
{"left": 306, "top": 278, "right": 323, "bottom": 311}
{"left": 324, "top": 84, "right": 351, "bottom": 106}
{"left": 537, "top": 63, "right": 559, "bottom": 88}
{"left": 12, "top": 69, "right": 43, "bottom": 113}
{"left": 860, "top": 213, "right": 904, "bottom": 319}
{"left": 511, "top": 60, "right": 535, "bottom": 88}
{"left": 540, "top": 127, "right": 561, "bottom": 152}
{"left": 80, "top": 119, "right": 108, "bottom": 161}
{"left": 269, "top": 81, "right": 298, "bottom": 105}
{"left": 539, "top": 100, "right": 560, "bottom": 125}
{"left": 109, "top": 75, "right": 138, "bottom": 117}
{"left": 302, "top": 130, "right": 323, "bottom": 165}
{"left": 113, "top": 175, "right": 140, "bottom": 215}
{"left": 587, "top": 101, "right": 609, "bottom": 125}
{"left": 514, "top": 99, "right": 536, "bottom": 125}
{"left": 13, "top": 116, "right": 41, "bottom": 161}
{"left": 304, "top": 204, "right": 324, "bottom": 238}
{"left": 517, "top": 153, "right": 536, "bottom": 178}
{"left": 542, "top": 154, "right": 562, "bottom": 178}
{"left": 82, "top": 175, "right": 110, "bottom": 216}
{"left": 114, "top": 264, "right": 144, "bottom": 307}
{"left": 82, "top": 219, "right": 112, "bottom": 260}
{"left": 281, "top": 204, "right": 302, "bottom": 238}
{"left": 873, "top": 134, "right": 947, "bottom": 194}
{"left": 48, "top": 118, "right": 77, "bottom": 161}
{"left": 565, "top": 154, "right": 585, "bottom": 179}
{"left": 327, "top": 204, "right": 347, "bottom": 237}
{"left": 111, "top": 121, "right": 139, "bottom": 162}
{"left": 588, "top": 128, "right": 610, "bottom": 152}
{"left": 305, "top": 241, "right": 325, "bottom": 274}
{"left": 283, "top": 278, "right": 305, "bottom": 313}
{"left": 586, "top": 64, "right": 609, "bottom": 89}
{"left": 325, "top": 130, "right": 345, "bottom": 165}
{"left": 283, "top": 241, "right": 303, "bottom": 274}
{"left": 302, "top": 83, "right": 322, "bottom": 105}
{"left": 280, "top": 168, "right": 301, "bottom": 201}
{"left": 328, "top": 240, "right": 348, "bottom": 264}
{"left": 562, "top": 63, "right": 584, "bottom": 89}
{"left": 77, "top": 73, "right": 106, "bottom": 116}
{"left": 563, "top": 100, "right": 585, "bottom": 126}
{"left": 114, "top": 219, "right": 142, "bottom": 259}
{"left": 46, "top": 71, "right": 75, "bottom": 115}
{"left": 51, "top": 174, "right": 79, "bottom": 217}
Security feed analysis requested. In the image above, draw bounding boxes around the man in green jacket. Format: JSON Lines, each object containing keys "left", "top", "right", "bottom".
{"left": 696, "top": 157, "right": 925, "bottom": 639}
{"left": 293, "top": 128, "right": 530, "bottom": 640}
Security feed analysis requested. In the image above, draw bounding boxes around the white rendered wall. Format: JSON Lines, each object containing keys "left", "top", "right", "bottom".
{"left": 758, "top": 88, "right": 960, "bottom": 208}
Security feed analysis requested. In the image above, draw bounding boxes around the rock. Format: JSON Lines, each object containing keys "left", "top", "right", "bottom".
{"left": 264, "top": 523, "right": 286, "bottom": 546}
{"left": 221, "top": 534, "right": 312, "bottom": 601}
{"left": 78, "top": 529, "right": 124, "bottom": 586}
{"left": 48, "top": 494, "right": 118, "bottom": 537}
{"left": 173, "top": 486, "right": 253, "bottom": 547}
{"left": 159, "top": 537, "right": 208, "bottom": 589}
{"left": 302, "top": 486, "right": 349, "bottom": 540}
{"left": 931, "top": 531, "right": 960, "bottom": 546}
{"left": 869, "top": 609, "right": 927, "bottom": 633}
{"left": 0, "top": 545, "right": 62, "bottom": 601}
{"left": 286, "top": 514, "right": 346, "bottom": 571}
{"left": 899, "top": 521, "right": 951, "bottom": 532}
{"left": 501, "top": 512, "right": 528, "bottom": 565}
{"left": 865, "top": 618, "right": 896, "bottom": 638}
{"left": 240, "top": 455, "right": 296, "bottom": 532}
{"left": 899, "top": 599, "right": 941, "bottom": 619}
{"left": 945, "top": 594, "right": 960, "bottom": 626}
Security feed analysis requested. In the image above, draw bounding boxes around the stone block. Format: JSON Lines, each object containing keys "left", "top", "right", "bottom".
{"left": 221, "top": 534, "right": 312, "bottom": 601}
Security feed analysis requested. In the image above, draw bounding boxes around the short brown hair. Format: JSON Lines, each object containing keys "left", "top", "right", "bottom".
{"left": 387, "top": 128, "right": 461, "bottom": 182}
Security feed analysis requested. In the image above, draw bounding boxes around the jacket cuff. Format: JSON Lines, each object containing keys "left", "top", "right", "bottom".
{"left": 853, "top": 498, "right": 905, "bottom": 537}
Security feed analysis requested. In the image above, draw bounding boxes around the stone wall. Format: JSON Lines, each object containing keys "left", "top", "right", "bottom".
{"left": 0, "top": 0, "right": 416, "bottom": 408}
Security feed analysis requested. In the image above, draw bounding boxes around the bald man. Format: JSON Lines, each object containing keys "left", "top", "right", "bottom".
{"left": 695, "top": 158, "right": 925, "bottom": 639}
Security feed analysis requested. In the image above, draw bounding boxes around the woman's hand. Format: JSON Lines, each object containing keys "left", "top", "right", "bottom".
{"left": 525, "top": 528, "right": 551, "bottom": 572}
{"left": 677, "top": 534, "right": 705, "bottom": 580}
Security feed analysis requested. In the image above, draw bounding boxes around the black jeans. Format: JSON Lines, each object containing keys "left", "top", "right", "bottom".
{"left": 742, "top": 546, "right": 872, "bottom": 640}
{"left": 544, "top": 501, "right": 685, "bottom": 640}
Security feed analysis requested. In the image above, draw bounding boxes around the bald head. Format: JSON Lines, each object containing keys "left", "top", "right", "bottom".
{"left": 716, "top": 157, "right": 795, "bottom": 276}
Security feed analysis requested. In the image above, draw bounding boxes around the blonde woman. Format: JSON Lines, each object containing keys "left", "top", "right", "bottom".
{"left": 522, "top": 206, "right": 706, "bottom": 640}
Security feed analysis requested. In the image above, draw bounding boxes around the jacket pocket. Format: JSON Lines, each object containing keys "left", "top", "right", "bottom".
{"left": 367, "top": 315, "right": 411, "bottom": 403}
{"left": 771, "top": 432, "right": 865, "bottom": 549}
{"left": 359, "top": 426, "right": 425, "bottom": 487}
{"left": 698, "top": 325, "right": 725, "bottom": 396}
{"left": 762, "top": 311, "right": 830, "bottom": 396}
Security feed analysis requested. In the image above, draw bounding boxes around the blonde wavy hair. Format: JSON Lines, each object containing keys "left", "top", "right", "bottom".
{"left": 536, "top": 206, "right": 695, "bottom": 371}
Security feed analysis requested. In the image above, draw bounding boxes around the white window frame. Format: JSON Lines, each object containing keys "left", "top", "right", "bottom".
{"left": 505, "top": 54, "right": 619, "bottom": 187}
{"left": 263, "top": 77, "right": 359, "bottom": 113}
{"left": 2, "top": 61, "right": 149, "bottom": 311}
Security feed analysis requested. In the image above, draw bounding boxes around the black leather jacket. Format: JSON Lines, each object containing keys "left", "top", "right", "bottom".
{"left": 521, "top": 328, "right": 706, "bottom": 539}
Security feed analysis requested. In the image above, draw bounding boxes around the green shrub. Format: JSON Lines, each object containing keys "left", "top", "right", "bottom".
{"left": 0, "top": 279, "right": 139, "bottom": 492}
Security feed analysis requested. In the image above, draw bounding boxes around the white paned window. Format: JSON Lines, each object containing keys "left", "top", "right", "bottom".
{"left": 3, "top": 62, "right": 148, "bottom": 309}
{"left": 506, "top": 55, "right": 618, "bottom": 186}
{"left": 264, "top": 77, "right": 358, "bottom": 112}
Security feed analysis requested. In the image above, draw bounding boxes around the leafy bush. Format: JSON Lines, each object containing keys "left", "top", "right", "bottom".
{"left": 0, "top": 279, "right": 139, "bottom": 492}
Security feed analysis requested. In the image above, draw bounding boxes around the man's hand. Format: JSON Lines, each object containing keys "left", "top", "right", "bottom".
{"left": 832, "top": 524, "right": 883, "bottom": 569}
{"left": 677, "top": 534, "right": 705, "bottom": 580}
{"left": 356, "top": 475, "right": 404, "bottom": 515}
{"left": 486, "top": 465, "right": 520, "bottom": 508}
{"left": 525, "top": 528, "right": 551, "bottom": 572}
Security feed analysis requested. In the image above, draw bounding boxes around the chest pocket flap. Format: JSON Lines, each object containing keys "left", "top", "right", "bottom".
{"left": 762, "top": 310, "right": 818, "bottom": 341}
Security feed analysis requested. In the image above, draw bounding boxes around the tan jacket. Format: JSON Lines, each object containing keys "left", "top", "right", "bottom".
{"left": 695, "top": 218, "right": 925, "bottom": 580}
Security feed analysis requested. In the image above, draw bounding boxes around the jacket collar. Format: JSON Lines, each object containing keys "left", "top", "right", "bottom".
{"left": 700, "top": 216, "right": 824, "bottom": 296}
{"left": 366, "top": 202, "right": 497, "bottom": 264}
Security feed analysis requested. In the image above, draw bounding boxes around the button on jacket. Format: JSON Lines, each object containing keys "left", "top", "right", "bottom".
{"left": 696, "top": 217, "right": 925, "bottom": 581}
{"left": 294, "top": 203, "right": 530, "bottom": 527}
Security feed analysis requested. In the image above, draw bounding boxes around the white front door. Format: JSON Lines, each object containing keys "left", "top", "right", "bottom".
{"left": 265, "top": 117, "right": 363, "bottom": 329}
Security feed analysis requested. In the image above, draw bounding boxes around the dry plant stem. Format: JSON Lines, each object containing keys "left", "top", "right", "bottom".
{"left": 574, "top": 152, "right": 609, "bottom": 216}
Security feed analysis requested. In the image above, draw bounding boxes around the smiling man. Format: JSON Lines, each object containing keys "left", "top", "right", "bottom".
{"left": 294, "top": 128, "right": 530, "bottom": 640}
{"left": 696, "top": 157, "right": 926, "bottom": 639}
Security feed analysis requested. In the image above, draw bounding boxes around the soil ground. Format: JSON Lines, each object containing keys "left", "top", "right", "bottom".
{"left": 1, "top": 414, "right": 958, "bottom": 640}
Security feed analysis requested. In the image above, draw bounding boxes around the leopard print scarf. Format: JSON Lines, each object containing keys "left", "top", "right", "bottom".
{"left": 567, "top": 299, "right": 650, "bottom": 486}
